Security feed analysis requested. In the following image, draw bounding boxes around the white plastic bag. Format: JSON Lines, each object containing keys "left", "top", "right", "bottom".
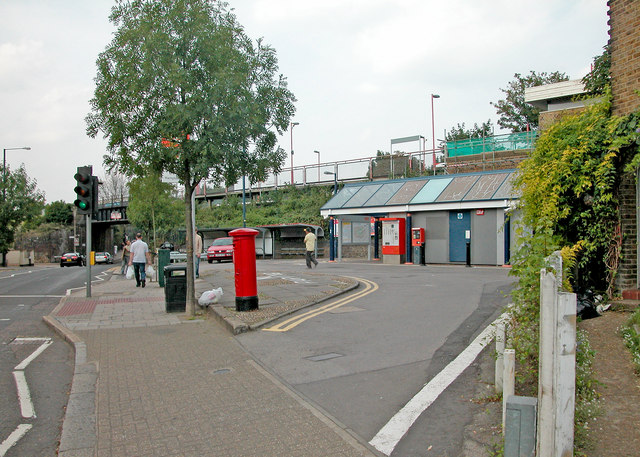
{"left": 198, "top": 287, "right": 223, "bottom": 306}
{"left": 125, "top": 266, "right": 134, "bottom": 280}
{"left": 146, "top": 265, "right": 155, "bottom": 281}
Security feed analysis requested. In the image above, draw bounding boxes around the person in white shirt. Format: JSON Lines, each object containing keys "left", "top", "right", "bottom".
{"left": 128, "top": 232, "right": 151, "bottom": 287}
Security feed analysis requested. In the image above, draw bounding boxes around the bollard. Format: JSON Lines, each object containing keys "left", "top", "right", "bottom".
{"left": 495, "top": 321, "right": 506, "bottom": 393}
{"left": 502, "top": 348, "right": 515, "bottom": 432}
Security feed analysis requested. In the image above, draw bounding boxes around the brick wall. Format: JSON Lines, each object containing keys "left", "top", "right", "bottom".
{"left": 609, "top": 0, "right": 640, "bottom": 116}
{"left": 609, "top": 0, "right": 640, "bottom": 293}
{"left": 617, "top": 172, "right": 638, "bottom": 291}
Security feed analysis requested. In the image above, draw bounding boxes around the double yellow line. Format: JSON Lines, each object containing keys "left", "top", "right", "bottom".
{"left": 263, "top": 277, "right": 378, "bottom": 332}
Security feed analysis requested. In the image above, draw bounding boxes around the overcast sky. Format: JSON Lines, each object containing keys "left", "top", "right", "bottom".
{"left": 1, "top": 0, "right": 609, "bottom": 204}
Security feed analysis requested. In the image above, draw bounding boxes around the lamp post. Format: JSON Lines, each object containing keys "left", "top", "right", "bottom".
{"left": 314, "top": 150, "right": 320, "bottom": 182}
{"left": 430, "top": 94, "right": 440, "bottom": 174}
{"left": 324, "top": 170, "right": 337, "bottom": 195}
{"left": 290, "top": 121, "right": 299, "bottom": 184}
{"left": 3, "top": 146, "right": 31, "bottom": 200}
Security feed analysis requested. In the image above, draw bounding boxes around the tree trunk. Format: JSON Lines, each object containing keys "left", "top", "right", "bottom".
{"left": 184, "top": 182, "right": 196, "bottom": 317}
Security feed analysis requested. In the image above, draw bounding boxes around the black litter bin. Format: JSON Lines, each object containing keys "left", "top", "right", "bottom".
{"left": 164, "top": 265, "right": 186, "bottom": 312}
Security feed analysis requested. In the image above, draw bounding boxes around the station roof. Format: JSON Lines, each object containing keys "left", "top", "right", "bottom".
{"left": 320, "top": 170, "right": 519, "bottom": 217}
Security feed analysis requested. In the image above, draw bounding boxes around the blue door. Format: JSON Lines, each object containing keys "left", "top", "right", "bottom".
{"left": 449, "top": 211, "right": 471, "bottom": 262}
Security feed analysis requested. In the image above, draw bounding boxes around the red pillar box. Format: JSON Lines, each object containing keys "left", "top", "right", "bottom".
{"left": 229, "top": 228, "right": 259, "bottom": 311}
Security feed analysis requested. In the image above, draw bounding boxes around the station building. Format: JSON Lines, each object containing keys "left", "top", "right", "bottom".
{"left": 320, "top": 169, "right": 520, "bottom": 266}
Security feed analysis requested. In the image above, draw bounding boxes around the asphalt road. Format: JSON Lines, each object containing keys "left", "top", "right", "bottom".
{"left": 236, "top": 261, "right": 514, "bottom": 457}
{"left": 0, "top": 263, "right": 111, "bottom": 457}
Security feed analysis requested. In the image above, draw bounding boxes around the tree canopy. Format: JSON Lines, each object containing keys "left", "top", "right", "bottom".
{"left": 445, "top": 120, "right": 494, "bottom": 141}
{"left": 0, "top": 164, "right": 44, "bottom": 263}
{"left": 492, "top": 71, "right": 569, "bottom": 132}
{"left": 86, "top": 0, "right": 296, "bottom": 314}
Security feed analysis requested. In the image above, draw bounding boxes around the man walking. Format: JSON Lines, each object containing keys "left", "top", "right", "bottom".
{"left": 128, "top": 232, "right": 151, "bottom": 287}
{"left": 194, "top": 228, "right": 203, "bottom": 279}
{"left": 303, "top": 228, "right": 318, "bottom": 269}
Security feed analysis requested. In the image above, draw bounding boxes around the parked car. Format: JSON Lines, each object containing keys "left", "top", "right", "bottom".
{"left": 94, "top": 252, "right": 113, "bottom": 264}
{"left": 207, "top": 237, "right": 234, "bottom": 263}
{"left": 60, "top": 252, "right": 85, "bottom": 267}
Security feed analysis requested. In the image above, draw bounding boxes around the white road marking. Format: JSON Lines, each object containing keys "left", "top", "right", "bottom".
{"left": 0, "top": 424, "right": 33, "bottom": 456}
{"left": 369, "top": 312, "right": 508, "bottom": 455}
{"left": 14, "top": 338, "right": 53, "bottom": 370}
{"left": 12, "top": 371, "right": 35, "bottom": 418}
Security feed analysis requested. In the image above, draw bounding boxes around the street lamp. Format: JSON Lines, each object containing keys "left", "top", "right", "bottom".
{"left": 3, "top": 146, "right": 31, "bottom": 200}
{"left": 314, "top": 150, "right": 320, "bottom": 182}
{"left": 290, "top": 122, "right": 299, "bottom": 184}
{"left": 324, "top": 170, "right": 337, "bottom": 195}
{"left": 430, "top": 94, "right": 440, "bottom": 174}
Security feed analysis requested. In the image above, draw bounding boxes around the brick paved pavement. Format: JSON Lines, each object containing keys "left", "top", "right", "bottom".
{"left": 45, "top": 266, "right": 377, "bottom": 457}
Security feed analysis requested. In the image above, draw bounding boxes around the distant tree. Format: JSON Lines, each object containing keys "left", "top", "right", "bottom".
{"left": 44, "top": 200, "right": 73, "bottom": 225}
{"left": 492, "top": 71, "right": 569, "bottom": 132}
{"left": 86, "top": 0, "right": 296, "bottom": 315}
{"left": 582, "top": 46, "right": 611, "bottom": 95}
{"left": 100, "top": 172, "right": 128, "bottom": 205}
{"left": 445, "top": 120, "right": 494, "bottom": 141}
{"left": 0, "top": 165, "right": 45, "bottom": 265}
{"left": 127, "top": 173, "right": 183, "bottom": 251}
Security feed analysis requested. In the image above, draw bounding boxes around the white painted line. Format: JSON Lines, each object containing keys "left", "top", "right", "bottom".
{"left": 14, "top": 338, "right": 53, "bottom": 370}
{"left": 0, "top": 424, "right": 33, "bottom": 456}
{"left": 12, "top": 371, "right": 36, "bottom": 419}
{"left": 0, "top": 295, "right": 64, "bottom": 298}
{"left": 369, "top": 313, "right": 507, "bottom": 455}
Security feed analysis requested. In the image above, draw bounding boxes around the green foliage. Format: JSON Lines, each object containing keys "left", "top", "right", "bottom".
{"left": 492, "top": 71, "right": 569, "bottom": 132}
{"left": 582, "top": 46, "right": 611, "bottom": 96}
{"left": 514, "top": 97, "right": 624, "bottom": 293}
{"left": 127, "top": 172, "right": 183, "bottom": 249}
{"left": 196, "top": 186, "right": 333, "bottom": 229}
{"left": 574, "top": 328, "right": 601, "bottom": 453}
{"left": 0, "top": 164, "right": 45, "bottom": 255}
{"left": 44, "top": 200, "right": 74, "bottom": 225}
{"left": 621, "top": 309, "right": 640, "bottom": 374}
{"left": 445, "top": 119, "right": 494, "bottom": 141}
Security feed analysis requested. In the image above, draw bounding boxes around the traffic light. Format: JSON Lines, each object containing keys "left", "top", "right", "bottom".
{"left": 74, "top": 166, "right": 93, "bottom": 215}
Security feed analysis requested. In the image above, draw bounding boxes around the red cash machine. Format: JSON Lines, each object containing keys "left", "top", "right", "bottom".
{"left": 229, "top": 228, "right": 259, "bottom": 311}
{"left": 380, "top": 218, "right": 406, "bottom": 264}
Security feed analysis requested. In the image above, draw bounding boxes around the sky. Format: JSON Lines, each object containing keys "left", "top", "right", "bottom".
{"left": 1, "top": 0, "right": 609, "bottom": 204}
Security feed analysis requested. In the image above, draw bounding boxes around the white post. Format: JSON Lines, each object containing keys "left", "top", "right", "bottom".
{"left": 495, "top": 321, "right": 506, "bottom": 393}
{"left": 502, "top": 348, "right": 515, "bottom": 432}
{"left": 537, "top": 268, "right": 557, "bottom": 456}
{"left": 537, "top": 251, "right": 577, "bottom": 457}
{"left": 554, "top": 292, "right": 576, "bottom": 455}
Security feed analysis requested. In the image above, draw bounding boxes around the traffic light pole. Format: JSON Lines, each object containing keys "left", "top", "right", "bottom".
{"left": 85, "top": 213, "right": 91, "bottom": 297}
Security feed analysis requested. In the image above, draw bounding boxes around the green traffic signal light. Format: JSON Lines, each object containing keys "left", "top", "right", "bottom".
{"left": 74, "top": 166, "right": 93, "bottom": 215}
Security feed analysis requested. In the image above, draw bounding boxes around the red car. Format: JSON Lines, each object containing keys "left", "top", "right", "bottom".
{"left": 207, "top": 237, "right": 234, "bottom": 263}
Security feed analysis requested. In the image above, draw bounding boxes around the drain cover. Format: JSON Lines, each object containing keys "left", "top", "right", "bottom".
{"left": 305, "top": 353, "right": 344, "bottom": 362}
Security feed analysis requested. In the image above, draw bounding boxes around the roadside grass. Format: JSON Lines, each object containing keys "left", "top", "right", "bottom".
{"left": 621, "top": 308, "right": 640, "bottom": 374}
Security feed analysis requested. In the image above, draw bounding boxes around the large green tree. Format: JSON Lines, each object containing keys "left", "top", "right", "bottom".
{"left": 86, "top": 0, "right": 296, "bottom": 315}
{"left": 0, "top": 165, "right": 44, "bottom": 266}
{"left": 492, "top": 71, "right": 569, "bottom": 132}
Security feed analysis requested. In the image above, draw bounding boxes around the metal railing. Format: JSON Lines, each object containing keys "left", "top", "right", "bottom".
{"left": 445, "top": 131, "right": 537, "bottom": 158}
